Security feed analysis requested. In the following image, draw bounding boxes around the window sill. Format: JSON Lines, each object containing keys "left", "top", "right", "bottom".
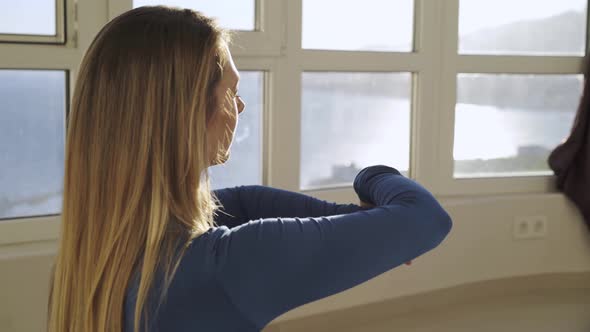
{"left": 0, "top": 215, "right": 59, "bottom": 246}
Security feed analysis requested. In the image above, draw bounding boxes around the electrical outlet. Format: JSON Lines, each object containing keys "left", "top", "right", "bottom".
{"left": 513, "top": 216, "right": 547, "bottom": 240}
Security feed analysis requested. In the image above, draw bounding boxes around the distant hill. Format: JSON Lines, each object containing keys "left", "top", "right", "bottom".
{"left": 457, "top": 10, "right": 586, "bottom": 111}
{"left": 461, "top": 10, "right": 586, "bottom": 55}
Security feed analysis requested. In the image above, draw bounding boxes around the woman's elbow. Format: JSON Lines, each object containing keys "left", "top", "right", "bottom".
{"left": 399, "top": 190, "right": 452, "bottom": 244}
{"left": 438, "top": 210, "right": 453, "bottom": 239}
{"left": 425, "top": 207, "right": 453, "bottom": 249}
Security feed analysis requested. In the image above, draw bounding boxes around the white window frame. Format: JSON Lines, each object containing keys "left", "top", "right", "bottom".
{"left": 283, "top": 0, "right": 443, "bottom": 202}
{"left": 0, "top": 0, "right": 67, "bottom": 44}
{"left": 435, "top": 0, "right": 588, "bottom": 197}
{"left": 289, "top": 0, "right": 588, "bottom": 202}
{"left": 217, "top": 60, "right": 276, "bottom": 188}
{"left": 0, "top": 0, "right": 106, "bottom": 246}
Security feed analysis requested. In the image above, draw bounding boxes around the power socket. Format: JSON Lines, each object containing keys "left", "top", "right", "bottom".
{"left": 513, "top": 216, "right": 547, "bottom": 240}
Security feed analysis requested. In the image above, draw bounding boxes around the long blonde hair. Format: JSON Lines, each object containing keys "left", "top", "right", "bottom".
{"left": 48, "top": 7, "right": 229, "bottom": 332}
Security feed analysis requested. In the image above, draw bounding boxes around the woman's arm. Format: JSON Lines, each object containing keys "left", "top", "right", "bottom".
{"left": 211, "top": 166, "right": 453, "bottom": 329}
{"left": 212, "top": 185, "right": 363, "bottom": 228}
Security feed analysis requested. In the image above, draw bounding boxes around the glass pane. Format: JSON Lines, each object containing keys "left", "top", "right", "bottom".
{"left": 134, "top": 0, "right": 256, "bottom": 31}
{"left": 302, "top": 0, "right": 414, "bottom": 52}
{"left": 301, "top": 72, "right": 411, "bottom": 189}
{"left": 454, "top": 74, "right": 583, "bottom": 178}
{"left": 459, "top": 0, "right": 587, "bottom": 55}
{"left": 209, "top": 71, "right": 263, "bottom": 189}
{"left": 0, "top": 0, "right": 57, "bottom": 36}
{"left": 0, "top": 70, "right": 66, "bottom": 220}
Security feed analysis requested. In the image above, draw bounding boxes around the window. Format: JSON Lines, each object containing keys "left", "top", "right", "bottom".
{"left": 459, "top": 0, "right": 587, "bottom": 55}
{"left": 432, "top": 0, "right": 588, "bottom": 195}
{"left": 0, "top": 0, "right": 65, "bottom": 43}
{"left": 454, "top": 74, "right": 583, "bottom": 178}
{"left": 302, "top": 0, "right": 414, "bottom": 52}
{"left": 298, "top": 0, "right": 417, "bottom": 193}
{"left": 133, "top": 0, "right": 256, "bottom": 31}
{"left": 300, "top": 72, "right": 411, "bottom": 189}
{"left": 0, "top": 70, "right": 67, "bottom": 220}
{"left": 209, "top": 71, "right": 264, "bottom": 189}
{"left": 1, "top": 0, "right": 588, "bottom": 241}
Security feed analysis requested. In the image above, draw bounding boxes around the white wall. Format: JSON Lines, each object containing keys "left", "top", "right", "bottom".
{"left": 1, "top": 193, "right": 589, "bottom": 332}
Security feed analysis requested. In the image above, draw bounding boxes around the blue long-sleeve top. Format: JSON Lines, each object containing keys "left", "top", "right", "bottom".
{"left": 124, "top": 166, "right": 452, "bottom": 331}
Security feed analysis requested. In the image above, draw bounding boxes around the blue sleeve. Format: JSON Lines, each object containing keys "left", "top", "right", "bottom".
{"left": 212, "top": 185, "right": 362, "bottom": 228}
{"left": 212, "top": 166, "right": 453, "bottom": 329}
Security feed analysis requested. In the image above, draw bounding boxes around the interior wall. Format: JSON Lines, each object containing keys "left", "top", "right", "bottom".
{"left": 1, "top": 193, "right": 589, "bottom": 332}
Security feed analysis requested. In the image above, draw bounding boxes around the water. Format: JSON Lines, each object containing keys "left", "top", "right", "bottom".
{"left": 300, "top": 91, "right": 576, "bottom": 188}
{"left": 301, "top": 92, "right": 411, "bottom": 188}
{"left": 454, "top": 103, "right": 575, "bottom": 160}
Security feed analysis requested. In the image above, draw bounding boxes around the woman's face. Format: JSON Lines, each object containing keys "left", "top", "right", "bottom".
{"left": 207, "top": 47, "right": 245, "bottom": 165}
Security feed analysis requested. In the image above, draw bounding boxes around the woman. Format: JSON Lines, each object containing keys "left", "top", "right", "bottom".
{"left": 47, "top": 6, "right": 452, "bottom": 332}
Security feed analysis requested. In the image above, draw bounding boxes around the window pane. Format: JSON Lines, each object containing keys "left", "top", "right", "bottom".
{"left": 209, "top": 71, "right": 263, "bottom": 189}
{"left": 454, "top": 74, "right": 583, "bottom": 178}
{"left": 303, "top": 0, "right": 414, "bottom": 52}
{"left": 134, "top": 0, "right": 256, "bottom": 31}
{"left": 301, "top": 72, "right": 411, "bottom": 189}
{"left": 459, "top": 0, "right": 587, "bottom": 55}
{"left": 0, "top": 70, "right": 66, "bottom": 220}
{"left": 0, "top": 0, "right": 57, "bottom": 35}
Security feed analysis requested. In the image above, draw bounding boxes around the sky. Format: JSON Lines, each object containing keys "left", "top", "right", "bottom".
{"left": 459, "top": 0, "right": 586, "bottom": 35}
{"left": 0, "top": 0, "right": 586, "bottom": 47}
{"left": 0, "top": 0, "right": 56, "bottom": 35}
{"left": 303, "top": 0, "right": 414, "bottom": 51}
{"left": 134, "top": 0, "right": 255, "bottom": 30}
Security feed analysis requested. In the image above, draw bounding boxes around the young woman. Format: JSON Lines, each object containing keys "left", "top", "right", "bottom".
{"left": 47, "top": 6, "right": 452, "bottom": 332}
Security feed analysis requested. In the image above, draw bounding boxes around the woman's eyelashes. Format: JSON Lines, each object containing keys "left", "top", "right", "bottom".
{"left": 227, "top": 87, "right": 239, "bottom": 99}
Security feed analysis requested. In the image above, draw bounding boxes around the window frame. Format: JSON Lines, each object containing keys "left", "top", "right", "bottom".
{"left": 435, "top": 0, "right": 588, "bottom": 196}
{"left": 298, "top": 70, "right": 415, "bottom": 191}
{"left": 0, "top": 65, "right": 72, "bottom": 244}
{"left": 0, "top": 0, "right": 106, "bottom": 245}
{"left": 282, "top": 0, "right": 588, "bottom": 200}
{"left": 208, "top": 65, "right": 272, "bottom": 190}
{"left": 288, "top": 0, "right": 441, "bottom": 199}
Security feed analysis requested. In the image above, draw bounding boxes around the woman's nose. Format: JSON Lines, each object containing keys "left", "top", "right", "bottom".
{"left": 238, "top": 97, "right": 245, "bottom": 114}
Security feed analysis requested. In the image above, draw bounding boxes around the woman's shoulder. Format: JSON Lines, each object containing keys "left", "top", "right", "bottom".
{"left": 165, "top": 226, "right": 232, "bottom": 287}
{"left": 183, "top": 225, "right": 232, "bottom": 264}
